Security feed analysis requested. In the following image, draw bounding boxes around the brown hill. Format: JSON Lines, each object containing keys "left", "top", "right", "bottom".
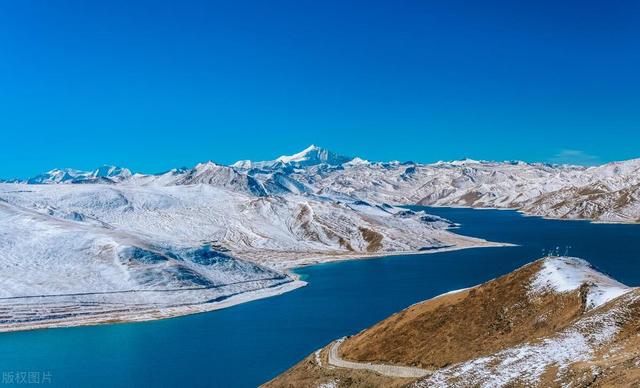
{"left": 265, "top": 256, "right": 639, "bottom": 387}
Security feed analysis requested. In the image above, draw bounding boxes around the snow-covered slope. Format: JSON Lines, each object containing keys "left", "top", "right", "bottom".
{"left": 0, "top": 183, "right": 483, "bottom": 267}
{"left": 0, "top": 178, "right": 491, "bottom": 331}
{"left": 278, "top": 151, "right": 640, "bottom": 223}
{"left": 0, "top": 198, "right": 299, "bottom": 332}
{"left": 530, "top": 256, "right": 630, "bottom": 309}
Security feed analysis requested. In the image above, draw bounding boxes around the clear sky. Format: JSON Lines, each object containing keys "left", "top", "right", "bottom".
{"left": 1, "top": 0, "right": 638, "bottom": 178}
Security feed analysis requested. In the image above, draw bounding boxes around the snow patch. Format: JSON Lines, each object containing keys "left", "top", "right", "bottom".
{"left": 530, "top": 256, "right": 631, "bottom": 310}
{"left": 417, "top": 291, "right": 637, "bottom": 387}
{"left": 317, "top": 380, "right": 338, "bottom": 388}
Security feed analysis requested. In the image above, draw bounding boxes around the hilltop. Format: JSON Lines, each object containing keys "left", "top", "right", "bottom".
{"left": 265, "top": 256, "right": 640, "bottom": 387}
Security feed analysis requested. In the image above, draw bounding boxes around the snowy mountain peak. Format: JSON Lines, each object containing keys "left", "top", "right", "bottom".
{"left": 231, "top": 145, "right": 354, "bottom": 170}
{"left": 231, "top": 160, "right": 253, "bottom": 169}
{"left": 433, "top": 158, "right": 484, "bottom": 166}
{"left": 275, "top": 144, "right": 320, "bottom": 163}
{"left": 194, "top": 161, "right": 223, "bottom": 171}
{"left": 26, "top": 165, "right": 131, "bottom": 184}
{"left": 93, "top": 165, "right": 132, "bottom": 179}
{"left": 275, "top": 145, "right": 352, "bottom": 167}
{"left": 29, "top": 169, "right": 75, "bottom": 184}
{"left": 343, "top": 157, "right": 370, "bottom": 167}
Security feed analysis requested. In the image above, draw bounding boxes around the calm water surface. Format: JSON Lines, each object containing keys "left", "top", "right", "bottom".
{"left": 1, "top": 207, "right": 639, "bottom": 387}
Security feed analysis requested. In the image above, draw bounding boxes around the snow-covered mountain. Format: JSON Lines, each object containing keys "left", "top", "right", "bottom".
{"left": 25, "top": 165, "right": 132, "bottom": 184}
{"left": 3, "top": 145, "right": 640, "bottom": 331}
{"left": 232, "top": 145, "right": 353, "bottom": 170}
{"left": 0, "top": 196, "right": 297, "bottom": 331}
{"left": 13, "top": 147, "right": 640, "bottom": 223}
{"left": 0, "top": 163, "right": 490, "bottom": 331}
{"left": 311, "top": 158, "right": 640, "bottom": 222}
{"left": 246, "top": 148, "right": 639, "bottom": 223}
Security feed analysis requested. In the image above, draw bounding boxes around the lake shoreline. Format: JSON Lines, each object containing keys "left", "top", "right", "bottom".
{"left": 415, "top": 203, "right": 640, "bottom": 225}
{"left": 0, "top": 238, "right": 510, "bottom": 334}
{"left": 284, "top": 239, "right": 512, "bottom": 270}
{"left": 4, "top": 206, "right": 639, "bottom": 388}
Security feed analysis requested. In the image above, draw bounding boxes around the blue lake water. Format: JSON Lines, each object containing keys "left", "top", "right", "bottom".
{"left": 1, "top": 207, "right": 639, "bottom": 387}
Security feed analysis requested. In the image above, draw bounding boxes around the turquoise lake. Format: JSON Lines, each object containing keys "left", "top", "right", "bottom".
{"left": 1, "top": 207, "right": 639, "bottom": 387}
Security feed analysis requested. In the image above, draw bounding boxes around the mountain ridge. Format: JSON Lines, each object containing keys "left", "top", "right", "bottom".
{"left": 12, "top": 144, "right": 624, "bottom": 184}
{"left": 5, "top": 145, "right": 640, "bottom": 223}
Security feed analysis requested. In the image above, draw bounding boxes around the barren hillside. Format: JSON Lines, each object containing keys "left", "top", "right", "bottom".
{"left": 265, "top": 256, "right": 640, "bottom": 387}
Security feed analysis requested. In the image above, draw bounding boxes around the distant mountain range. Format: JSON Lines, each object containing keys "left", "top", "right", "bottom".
{"left": 8, "top": 145, "right": 640, "bottom": 223}
{"left": 1, "top": 144, "right": 638, "bottom": 331}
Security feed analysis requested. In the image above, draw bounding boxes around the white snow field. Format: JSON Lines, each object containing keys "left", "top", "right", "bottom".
{"left": 0, "top": 197, "right": 303, "bottom": 331}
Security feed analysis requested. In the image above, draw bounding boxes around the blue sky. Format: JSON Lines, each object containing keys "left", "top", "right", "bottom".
{"left": 0, "top": 0, "right": 638, "bottom": 178}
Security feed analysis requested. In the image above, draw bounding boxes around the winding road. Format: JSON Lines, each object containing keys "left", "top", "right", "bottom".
{"left": 327, "top": 337, "right": 431, "bottom": 379}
